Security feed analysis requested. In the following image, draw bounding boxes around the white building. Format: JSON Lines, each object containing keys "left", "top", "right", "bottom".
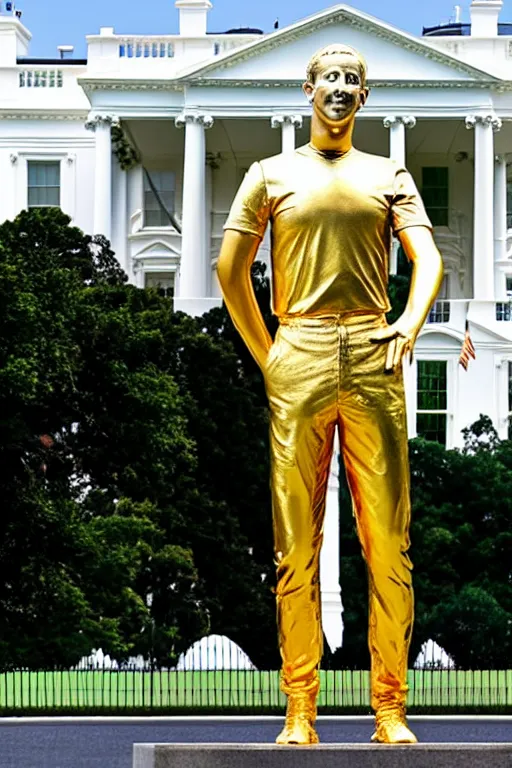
{"left": 2, "top": 0, "right": 512, "bottom": 649}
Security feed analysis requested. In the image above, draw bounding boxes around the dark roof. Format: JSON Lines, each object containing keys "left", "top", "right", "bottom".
{"left": 423, "top": 22, "right": 512, "bottom": 36}
{"left": 16, "top": 57, "right": 88, "bottom": 65}
{"left": 224, "top": 27, "right": 263, "bottom": 34}
{"left": 208, "top": 27, "right": 263, "bottom": 35}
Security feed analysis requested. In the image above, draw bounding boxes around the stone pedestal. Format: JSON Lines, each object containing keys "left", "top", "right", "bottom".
{"left": 133, "top": 743, "right": 512, "bottom": 768}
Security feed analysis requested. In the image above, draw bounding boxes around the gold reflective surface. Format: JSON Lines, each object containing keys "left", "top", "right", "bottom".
{"left": 267, "top": 314, "right": 412, "bottom": 711}
{"left": 225, "top": 145, "right": 431, "bottom": 319}
{"left": 217, "top": 44, "right": 443, "bottom": 744}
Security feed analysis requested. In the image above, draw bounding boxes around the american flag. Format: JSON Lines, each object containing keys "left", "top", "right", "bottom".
{"left": 459, "top": 320, "right": 476, "bottom": 371}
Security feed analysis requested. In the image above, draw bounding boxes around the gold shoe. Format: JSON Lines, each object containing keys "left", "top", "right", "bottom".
{"left": 371, "top": 705, "right": 418, "bottom": 744}
{"left": 276, "top": 690, "right": 319, "bottom": 745}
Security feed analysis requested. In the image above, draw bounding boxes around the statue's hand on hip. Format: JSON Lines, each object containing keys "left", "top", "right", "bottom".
{"left": 369, "top": 319, "right": 418, "bottom": 373}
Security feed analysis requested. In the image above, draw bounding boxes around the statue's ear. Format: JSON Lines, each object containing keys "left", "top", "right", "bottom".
{"left": 303, "top": 81, "right": 314, "bottom": 103}
{"left": 359, "top": 88, "right": 370, "bottom": 107}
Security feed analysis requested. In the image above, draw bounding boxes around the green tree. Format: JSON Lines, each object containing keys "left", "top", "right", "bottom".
{"left": 0, "top": 210, "right": 278, "bottom": 669}
{"left": 0, "top": 209, "right": 206, "bottom": 668}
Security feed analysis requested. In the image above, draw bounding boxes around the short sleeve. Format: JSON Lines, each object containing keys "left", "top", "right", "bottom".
{"left": 224, "top": 162, "right": 270, "bottom": 239}
{"left": 391, "top": 167, "right": 432, "bottom": 236}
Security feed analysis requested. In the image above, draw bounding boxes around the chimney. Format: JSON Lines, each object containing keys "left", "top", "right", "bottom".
{"left": 470, "top": 0, "right": 503, "bottom": 36}
{"left": 175, "top": 0, "right": 212, "bottom": 36}
{"left": 58, "top": 45, "right": 74, "bottom": 60}
{"left": 0, "top": 14, "right": 30, "bottom": 66}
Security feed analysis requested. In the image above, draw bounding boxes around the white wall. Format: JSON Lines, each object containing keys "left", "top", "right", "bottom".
{"left": 0, "top": 120, "right": 94, "bottom": 233}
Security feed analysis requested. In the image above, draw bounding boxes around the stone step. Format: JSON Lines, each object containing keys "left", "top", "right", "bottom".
{"left": 133, "top": 743, "right": 512, "bottom": 768}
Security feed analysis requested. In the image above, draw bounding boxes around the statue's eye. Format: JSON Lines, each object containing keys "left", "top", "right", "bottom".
{"left": 346, "top": 73, "right": 359, "bottom": 85}
{"left": 326, "top": 72, "right": 338, "bottom": 82}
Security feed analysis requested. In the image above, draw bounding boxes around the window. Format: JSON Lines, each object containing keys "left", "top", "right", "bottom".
{"left": 506, "top": 276, "right": 512, "bottom": 298}
{"left": 145, "top": 272, "right": 175, "bottom": 299}
{"left": 422, "top": 167, "right": 449, "bottom": 227}
{"left": 416, "top": 360, "right": 448, "bottom": 445}
{"left": 507, "top": 181, "right": 512, "bottom": 230}
{"left": 428, "top": 301, "right": 450, "bottom": 324}
{"left": 144, "top": 171, "right": 176, "bottom": 228}
{"left": 27, "top": 161, "right": 60, "bottom": 208}
{"left": 497, "top": 303, "right": 512, "bottom": 321}
{"left": 427, "top": 275, "right": 450, "bottom": 324}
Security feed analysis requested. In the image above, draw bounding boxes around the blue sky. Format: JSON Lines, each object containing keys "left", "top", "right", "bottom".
{"left": 11, "top": 0, "right": 512, "bottom": 58}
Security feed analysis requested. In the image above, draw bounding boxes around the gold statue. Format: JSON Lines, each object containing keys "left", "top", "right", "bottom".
{"left": 217, "top": 44, "right": 443, "bottom": 745}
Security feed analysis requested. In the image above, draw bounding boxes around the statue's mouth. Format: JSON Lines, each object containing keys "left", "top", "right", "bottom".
{"left": 327, "top": 94, "right": 353, "bottom": 108}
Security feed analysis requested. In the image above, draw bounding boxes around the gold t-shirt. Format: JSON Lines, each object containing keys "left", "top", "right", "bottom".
{"left": 224, "top": 143, "right": 432, "bottom": 318}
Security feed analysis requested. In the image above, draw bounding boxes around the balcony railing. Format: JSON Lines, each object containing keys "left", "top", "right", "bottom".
{"left": 19, "top": 69, "right": 64, "bottom": 88}
{"left": 86, "top": 30, "right": 262, "bottom": 76}
{"left": 118, "top": 39, "right": 175, "bottom": 59}
{"left": 427, "top": 301, "right": 451, "bottom": 324}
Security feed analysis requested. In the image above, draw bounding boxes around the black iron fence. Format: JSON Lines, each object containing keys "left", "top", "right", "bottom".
{"left": 0, "top": 667, "right": 511, "bottom": 714}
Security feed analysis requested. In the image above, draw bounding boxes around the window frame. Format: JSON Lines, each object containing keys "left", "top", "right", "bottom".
{"left": 142, "top": 170, "right": 177, "bottom": 230}
{"left": 27, "top": 160, "right": 61, "bottom": 209}
{"left": 144, "top": 270, "right": 175, "bottom": 299}
{"left": 10, "top": 152, "right": 76, "bottom": 221}
{"left": 495, "top": 356, "right": 512, "bottom": 440}
{"left": 416, "top": 359, "right": 449, "bottom": 445}
{"left": 409, "top": 356, "right": 457, "bottom": 448}
{"left": 421, "top": 166, "right": 449, "bottom": 228}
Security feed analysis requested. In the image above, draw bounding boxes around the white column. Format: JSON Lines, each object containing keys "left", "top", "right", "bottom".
{"left": 175, "top": 112, "right": 214, "bottom": 310}
{"left": 85, "top": 113, "right": 117, "bottom": 241}
{"left": 320, "top": 431, "right": 344, "bottom": 653}
{"left": 494, "top": 154, "right": 508, "bottom": 298}
{"left": 112, "top": 158, "right": 128, "bottom": 274}
{"left": 205, "top": 161, "right": 214, "bottom": 298}
{"left": 383, "top": 115, "right": 416, "bottom": 168}
{"left": 466, "top": 114, "right": 502, "bottom": 300}
{"left": 271, "top": 115, "right": 303, "bottom": 153}
{"left": 384, "top": 116, "right": 416, "bottom": 274}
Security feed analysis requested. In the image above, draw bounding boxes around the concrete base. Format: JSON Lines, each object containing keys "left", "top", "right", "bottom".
{"left": 133, "top": 743, "right": 512, "bottom": 768}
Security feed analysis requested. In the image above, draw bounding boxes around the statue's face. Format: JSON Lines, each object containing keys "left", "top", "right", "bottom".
{"left": 304, "top": 53, "right": 367, "bottom": 126}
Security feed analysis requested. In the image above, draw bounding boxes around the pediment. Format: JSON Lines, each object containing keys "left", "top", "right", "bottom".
{"left": 135, "top": 240, "right": 180, "bottom": 258}
{"left": 420, "top": 330, "right": 465, "bottom": 350}
{"left": 180, "top": 4, "right": 499, "bottom": 85}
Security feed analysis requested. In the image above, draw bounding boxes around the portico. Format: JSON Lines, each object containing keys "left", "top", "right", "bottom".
{"left": 84, "top": 106, "right": 511, "bottom": 310}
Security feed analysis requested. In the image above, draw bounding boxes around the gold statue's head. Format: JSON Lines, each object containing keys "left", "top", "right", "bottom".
{"left": 303, "top": 44, "right": 369, "bottom": 126}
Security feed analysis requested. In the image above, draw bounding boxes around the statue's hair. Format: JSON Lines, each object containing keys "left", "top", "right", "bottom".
{"left": 306, "top": 45, "right": 368, "bottom": 88}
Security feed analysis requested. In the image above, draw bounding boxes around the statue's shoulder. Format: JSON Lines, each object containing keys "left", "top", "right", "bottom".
{"left": 258, "top": 150, "right": 302, "bottom": 171}
{"left": 352, "top": 149, "right": 397, "bottom": 169}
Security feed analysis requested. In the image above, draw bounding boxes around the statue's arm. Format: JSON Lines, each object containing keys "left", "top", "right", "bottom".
{"left": 217, "top": 229, "right": 273, "bottom": 372}
{"left": 371, "top": 226, "right": 444, "bottom": 371}
{"left": 399, "top": 225, "right": 444, "bottom": 334}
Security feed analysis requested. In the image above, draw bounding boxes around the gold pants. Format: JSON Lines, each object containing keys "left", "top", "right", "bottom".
{"left": 265, "top": 313, "right": 413, "bottom": 712}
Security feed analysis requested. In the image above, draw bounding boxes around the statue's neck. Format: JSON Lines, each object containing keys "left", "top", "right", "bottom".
{"left": 309, "top": 113, "right": 354, "bottom": 155}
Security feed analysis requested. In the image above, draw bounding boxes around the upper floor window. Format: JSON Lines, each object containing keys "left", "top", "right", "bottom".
{"left": 145, "top": 272, "right": 175, "bottom": 299}
{"left": 27, "top": 161, "right": 60, "bottom": 208}
{"left": 416, "top": 360, "right": 448, "bottom": 446}
{"left": 422, "top": 167, "right": 449, "bottom": 227}
{"left": 144, "top": 171, "right": 176, "bottom": 228}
